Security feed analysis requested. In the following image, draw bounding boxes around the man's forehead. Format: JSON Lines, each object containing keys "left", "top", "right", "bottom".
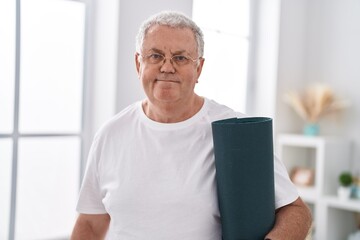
{"left": 143, "top": 25, "right": 197, "bottom": 51}
{"left": 145, "top": 25, "right": 195, "bottom": 40}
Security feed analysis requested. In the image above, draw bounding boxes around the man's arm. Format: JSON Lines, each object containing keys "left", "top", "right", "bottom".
{"left": 71, "top": 213, "right": 110, "bottom": 240}
{"left": 265, "top": 197, "right": 312, "bottom": 240}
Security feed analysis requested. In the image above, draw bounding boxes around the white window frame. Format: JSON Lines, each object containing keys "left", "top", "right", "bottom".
{"left": 0, "top": 0, "right": 93, "bottom": 239}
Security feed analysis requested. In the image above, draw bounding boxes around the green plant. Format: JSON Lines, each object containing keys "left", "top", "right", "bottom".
{"left": 339, "top": 172, "right": 353, "bottom": 187}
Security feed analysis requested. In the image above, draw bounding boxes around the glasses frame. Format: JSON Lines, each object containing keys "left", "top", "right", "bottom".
{"left": 138, "top": 52, "right": 201, "bottom": 66}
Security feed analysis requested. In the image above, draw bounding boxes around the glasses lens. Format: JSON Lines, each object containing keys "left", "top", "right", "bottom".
{"left": 172, "top": 55, "right": 190, "bottom": 65}
{"left": 146, "top": 53, "right": 164, "bottom": 64}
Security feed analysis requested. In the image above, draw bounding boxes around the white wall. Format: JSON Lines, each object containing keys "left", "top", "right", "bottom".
{"left": 116, "top": 0, "right": 193, "bottom": 111}
{"left": 276, "top": 0, "right": 360, "bottom": 168}
{"left": 248, "top": 0, "right": 281, "bottom": 119}
{"left": 275, "top": 0, "right": 308, "bottom": 134}
{"left": 88, "top": 0, "right": 119, "bottom": 137}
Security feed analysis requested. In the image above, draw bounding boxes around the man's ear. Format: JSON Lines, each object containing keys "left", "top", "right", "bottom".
{"left": 135, "top": 53, "right": 141, "bottom": 76}
{"left": 196, "top": 58, "right": 205, "bottom": 80}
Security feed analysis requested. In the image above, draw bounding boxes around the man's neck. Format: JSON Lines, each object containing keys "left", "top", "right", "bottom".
{"left": 142, "top": 96, "right": 204, "bottom": 123}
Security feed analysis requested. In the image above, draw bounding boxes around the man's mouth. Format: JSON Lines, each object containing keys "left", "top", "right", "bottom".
{"left": 156, "top": 79, "right": 180, "bottom": 83}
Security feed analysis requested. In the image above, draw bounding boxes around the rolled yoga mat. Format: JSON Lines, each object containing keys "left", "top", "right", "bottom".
{"left": 211, "top": 117, "right": 275, "bottom": 240}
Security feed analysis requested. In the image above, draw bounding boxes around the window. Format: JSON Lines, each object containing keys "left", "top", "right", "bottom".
{"left": 192, "top": 0, "right": 251, "bottom": 113}
{"left": 0, "top": 0, "right": 88, "bottom": 239}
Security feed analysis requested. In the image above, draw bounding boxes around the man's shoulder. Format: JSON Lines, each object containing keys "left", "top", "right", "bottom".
{"left": 205, "top": 98, "right": 247, "bottom": 121}
{"left": 94, "top": 102, "right": 140, "bottom": 138}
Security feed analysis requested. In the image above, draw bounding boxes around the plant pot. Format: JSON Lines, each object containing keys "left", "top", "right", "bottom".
{"left": 338, "top": 186, "right": 352, "bottom": 200}
{"left": 303, "top": 123, "right": 320, "bottom": 136}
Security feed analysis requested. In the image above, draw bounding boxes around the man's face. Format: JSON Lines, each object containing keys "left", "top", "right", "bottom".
{"left": 135, "top": 25, "right": 204, "bottom": 105}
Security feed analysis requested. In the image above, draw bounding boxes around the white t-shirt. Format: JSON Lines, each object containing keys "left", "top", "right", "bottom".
{"left": 76, "top": 98, "right": 298, "bottom": 240}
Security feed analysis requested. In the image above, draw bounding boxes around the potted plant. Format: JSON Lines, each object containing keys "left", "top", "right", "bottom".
{"left": 284, "top": 83, "right": 349, "bottom": 136}
{"left": 338, "top": 172, "right": 353, "bottom": 200}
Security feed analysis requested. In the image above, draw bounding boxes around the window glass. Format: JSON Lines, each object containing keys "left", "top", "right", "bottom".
{"left": 0, "top": 139, "right": 12, "bottom": 240}
{"left": 0, "top": 0, "right": 15, "bottom": 133}
{"left": 193, "top": 0, "right": 250, "bottom": 112}
{"left": 193, "top": 0, "right": 249, "bottom": 36}
{"left": 19, "top": 0, "right": 85, "bottom": 133}
{"left": 16, "top": 137, "right": 80, "bottom": 239}
{"left": 195, "top": 33, "right": 249, "bottom": 112}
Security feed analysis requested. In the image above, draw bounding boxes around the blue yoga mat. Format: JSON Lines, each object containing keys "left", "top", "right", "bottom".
{"left": 212, "top": 117, "right": 275, "bottom": 240}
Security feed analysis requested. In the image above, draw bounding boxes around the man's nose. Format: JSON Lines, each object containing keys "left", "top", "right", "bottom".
{"left": 160, "top": 58, "right": 176, "bottom": 73}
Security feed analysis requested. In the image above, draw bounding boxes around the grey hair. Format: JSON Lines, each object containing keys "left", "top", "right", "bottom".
{"left": 135, "top": 11, "right": 204, "bottom": 57}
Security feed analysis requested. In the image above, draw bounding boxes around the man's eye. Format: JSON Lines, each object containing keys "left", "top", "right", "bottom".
{"left": 173, "top": 55, "right": 188, "bottom": 62}
{"left": 149, "top": 54, "right": 163, "bottom": 60}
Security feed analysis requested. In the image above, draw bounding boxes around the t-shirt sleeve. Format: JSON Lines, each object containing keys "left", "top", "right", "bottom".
{"left": 76, "top": 136, "right": 107, "bottom": 214}
{"left": 274, "top": 154, "right": 299, "bottom": 209}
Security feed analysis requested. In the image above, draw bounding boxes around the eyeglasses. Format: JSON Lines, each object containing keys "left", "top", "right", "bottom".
{"left": 139, "top": 53, "right": 200, "bottom": 66}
